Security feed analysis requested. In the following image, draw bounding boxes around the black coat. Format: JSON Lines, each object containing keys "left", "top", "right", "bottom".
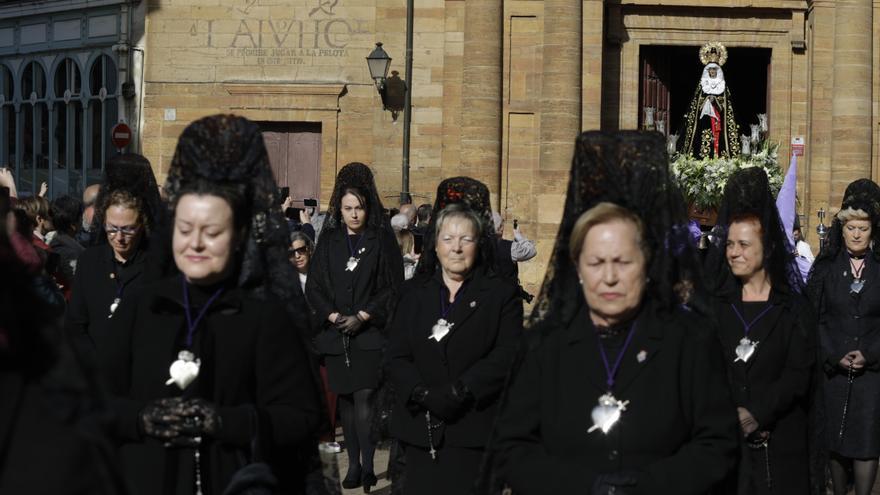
{"left": 306, "top": 226, "right": 403, "bottom": 392}
{"left": 49, "top": 232, "right": 84, "bottom": 286}
{"left": 711, "top": 289, "right": 816, "bottom": 494}
{"left": 388, "top": 268, "right": 523, "bottom": 449}
{"left": 306, "top": 226, "right": 403, "bottom": 333}
{"left": 100, "top": 275, "right": 322, "bottom": 495}
{"left": 493, "top": 300, "right": 738, "bottom": 495}
{"left": 64, "top": 242, "right": 154, "bottom": 364}
{"left": 807, "top": 250, "right": 880, "bottom": 458}
{"left": 0, "top": 362, "right": 126, "bottom": 495}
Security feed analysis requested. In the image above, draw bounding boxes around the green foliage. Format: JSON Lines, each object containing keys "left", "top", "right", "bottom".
{"left": 671, "top": 141, "right": 784, "bottom": 211}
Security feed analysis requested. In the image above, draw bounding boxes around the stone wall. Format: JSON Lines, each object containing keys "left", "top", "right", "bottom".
{"left": 138, "top": 0, "right": 879, "bottom": 308}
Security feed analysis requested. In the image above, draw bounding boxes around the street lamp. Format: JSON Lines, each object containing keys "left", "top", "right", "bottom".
{"left": 367, "top": 31, "right": 414, "bottom": 205}
{"left": 366, "top": 42, "right": 392, "bottom": 92}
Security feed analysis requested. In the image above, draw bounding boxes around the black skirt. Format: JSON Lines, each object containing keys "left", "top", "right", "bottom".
{"left": 325, "top": 344, "right": 382, "bottom": 394}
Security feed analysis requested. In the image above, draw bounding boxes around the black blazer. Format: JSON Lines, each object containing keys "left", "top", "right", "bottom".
{"left": 493, "top": 300, "right": 738, "bottom": 494}
{"left": 712, "top": 290, "right": 816, "bottom": 439}
{"left": 388, "top": 268, "right": 523, "bottom": 448}
{"left": 100, "top": 275, "right": 321, "bottom": 495}
{"left": 64, "top": 243, "right": 154, "bottom": 364}
{"left": 306, "top": 226, "right": 403, "bottom": 352}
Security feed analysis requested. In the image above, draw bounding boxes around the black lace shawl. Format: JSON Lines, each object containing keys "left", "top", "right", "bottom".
{"left": 529, "top": 131, "right": 703, "bottom": 327}
{"left": 308, "top": 162, "right": 403, "bottom": 330}
{"left": 476, "top": 131, "right": 703, "bottom": 494}
{"left": 703, "top": 167, "right": 804, "bottom": 297}
{"left": 90, "top": 153, "right": 166, "bottom": 246}
{"left": 804, "top": 178, "right": 880, "bottom": 495}
{"left": 164, "top": 115, "right": 326, "bottom": 474}
{"left": 415, "top": 176, "right": 497, "bottom": 278}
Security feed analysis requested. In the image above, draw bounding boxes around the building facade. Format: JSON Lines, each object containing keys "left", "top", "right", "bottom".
{"left": 0, "top": 0, "right": 145, "bottom": 198}
{"left": 3, "top": 0, "right": 878, "bottom": 300}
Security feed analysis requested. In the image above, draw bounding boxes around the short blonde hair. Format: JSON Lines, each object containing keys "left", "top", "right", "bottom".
{"left": 569, "top": 202, "right": 648, "bottom": 263}
{"left": 837, "top": 207, "right": 870, "bottom": 224}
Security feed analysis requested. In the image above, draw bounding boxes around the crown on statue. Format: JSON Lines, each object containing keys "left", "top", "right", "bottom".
{"left": 699, "top": 42, "right": 728, "bottom": 66}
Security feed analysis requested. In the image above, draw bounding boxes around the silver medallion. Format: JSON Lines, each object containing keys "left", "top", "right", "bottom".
{"left": 588, "top": 393, "right": 629, "bottom": 434}
{"left": 734, "top": 337, "right": 758, "bottom": 363}
{"left": 165, "top": 350, "right": 201, "bottom": 389}
{"left": 345, "top": 247, "right": 366, "bottom": 272}
{"left": 851, "top": 280, "right": 865, "bottom": 294}
{"left": 107, "top": 297, "right": 121, "bottom": 319}
{"left": 429, "top": 318, "right": 454, "bottom": 342}
{"left": 345, "top": 257, "right": 359, "bottom": 272}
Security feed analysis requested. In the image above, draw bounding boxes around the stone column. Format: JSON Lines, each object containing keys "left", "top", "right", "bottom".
{"left": 830, "top": 0, "right": 873, "bottom": 205}
{"left": 461, "top": 0, "right": 503, "bottom": 204}
{"left": 539, "top": 0, "right": 582, "bottom": 184}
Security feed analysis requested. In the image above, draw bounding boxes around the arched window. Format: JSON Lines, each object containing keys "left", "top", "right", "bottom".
{"left": 0, "top": 65, "right": 14, "bottom": 168}
{"left": 53, "top": 58, "right": 84, "bottom": 196}
{"left": 88, "top": 55, "right": 117, "bottom": 174}
{"left": 18, "top": 61, "right": 48, "bottom": 195}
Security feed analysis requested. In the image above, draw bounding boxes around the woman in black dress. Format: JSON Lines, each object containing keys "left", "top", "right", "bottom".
{"left": 306, "top": 162, "right": 404, "bottom": 491}
{"left": 704, "top": 168, "right": 816, "bottom": 494}
{"left": 486, "top": 131, "right": 738, "bottom": 495}
{"left": 101, "top": 115, "right": 321, "bottom": 495}
{"left": 807, "top": 178, "right": 880, "bottom": 495}
{"left": 65, "top": 153, "right": 165, "bottom": 364}
{"left": 388, "top": 194, "right": 523, "bottom": 494}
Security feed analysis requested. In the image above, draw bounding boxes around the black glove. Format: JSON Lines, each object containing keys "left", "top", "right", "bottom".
{"left": 179, "top": 398, "right": 222, "bottom": 435}
{"left": 139, "top": 397, "right": 188, "bottom": 441}
{"left": 411, "top": 382, "right": 472, "bottom": 422}
{"left": 592, "top": 471, "right": 639, "bottom": 495}
{"left": 335, "top": 315, "right": 365, "bottom": 335}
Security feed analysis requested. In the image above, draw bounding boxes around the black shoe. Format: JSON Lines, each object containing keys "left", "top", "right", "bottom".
{"left": 362, "top": 472, "right": 378, "bottom": 493}
{"left": 342, "top": 466, "right": 362, "bottom": 489}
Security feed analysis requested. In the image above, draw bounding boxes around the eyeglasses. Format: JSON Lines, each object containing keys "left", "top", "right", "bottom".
{"left": 289, "top": 246, "right": 309, "bottom": 257}
{"left": 105, "top": 224, "right": 141, "bottom": 237}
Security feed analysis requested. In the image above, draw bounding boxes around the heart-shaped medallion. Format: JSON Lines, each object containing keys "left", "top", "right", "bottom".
{"left": 591, "top": 403, "right": 621, "bottom": 434}
{"left": 165, "top": 350, "right": 201, "bottom": 389}
{"left": 588, "top": 393, "right": 629, "bottom": 434}
{"left": 734, "top": 337, "right": 757, "bottom": 363}
{"left": 429, "top": 318, "right": 453, "bottom": 342}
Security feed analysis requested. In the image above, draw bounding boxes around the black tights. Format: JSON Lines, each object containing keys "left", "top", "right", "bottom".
{"left": 830, "top": 454, "right": 879, "bottom": 495}
{"left": 339, "top": 389, "right": 376, "bottom": 476}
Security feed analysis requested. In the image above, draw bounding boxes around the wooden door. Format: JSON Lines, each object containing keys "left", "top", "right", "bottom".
{"left": 260, "top": 122, "right": 321, "bottom": 205}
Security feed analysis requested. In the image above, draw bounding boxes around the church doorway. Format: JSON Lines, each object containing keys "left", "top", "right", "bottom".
{"left": 638, "top": 45, "right": 771, "bottom": 140}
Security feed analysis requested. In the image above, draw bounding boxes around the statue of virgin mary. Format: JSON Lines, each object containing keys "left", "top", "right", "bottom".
{"left": 681, "top": 42, "right": 741, "bottom": 159}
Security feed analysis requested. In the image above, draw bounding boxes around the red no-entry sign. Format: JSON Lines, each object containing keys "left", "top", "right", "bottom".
{"left": 112, "top": 123, "right": 132, "bottom": 150}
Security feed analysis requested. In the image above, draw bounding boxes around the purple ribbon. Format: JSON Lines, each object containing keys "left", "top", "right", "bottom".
{"left": 181, "top": 275, "right": 225, "bottom": 349}
{"left": 439, "top": 281, "right": 468, "bottom": 320}
{"left": 595, "top": 321, "right": 638, "bottom": 392}
{"left": 346, "top": 233, "right": 366, "bottom": 257}
{"left": 729, "top": 303, "right": 775, "bottom": 337}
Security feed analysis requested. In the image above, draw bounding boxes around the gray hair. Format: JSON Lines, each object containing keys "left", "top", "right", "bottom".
{"left": 434, "top": 203, "right": 484, "bottom": 242}
{"left": 289, "top": 230, "right": 315, "bottom": 253}
{"left": 391, "top": 213, "right": 409, "bottom": 232}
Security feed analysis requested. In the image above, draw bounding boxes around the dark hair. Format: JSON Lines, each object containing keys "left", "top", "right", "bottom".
{"left": 417, "top": 203, "right": 432, "bottom": 223}
{"left": 707, "top": 167, "right": 801, "bottom": 294}
{"left": 91, "top": 153, "right": 162, "bottom": 243}
{"left": 326, "top": 162, "right": 388, "bottom": 232}
{"left": 172, "top": 182, "right": 250, "bottom": 235}
{"left": 50, "top": 195, "right": 84, "bottom": 234}
{"left": 16, "top": 196, "right": 49, "bottom": 226}
{"left": 339, "top": 187, "right": 368, "bottom": 217}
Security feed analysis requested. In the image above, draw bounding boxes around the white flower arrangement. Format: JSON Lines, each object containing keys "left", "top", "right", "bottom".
{"left": 670, "top": 140, "right": 783, "bottom": 211}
